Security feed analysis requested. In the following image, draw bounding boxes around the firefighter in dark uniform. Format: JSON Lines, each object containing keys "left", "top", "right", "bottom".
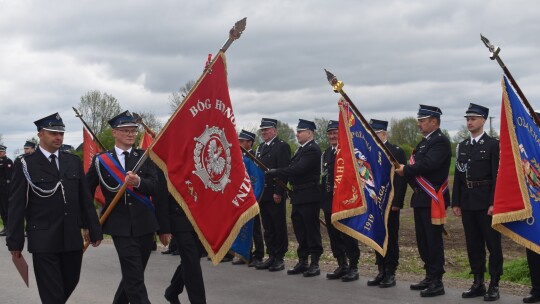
{"left": 155, "top": 170, "right": 206, "bottom": 304}
{"left": 321, "top": 120, "right": 360, "bottom": 282}
{"left": 86, "top": 111, "right": 167, "bottom": 304}
{"left": 23, "top": 140, "right": 37, "bottom": 155}
{"left": 268, "top": 119, "right": 323, "bottom": 277}
{"left": 396, "top": 105, "right": 451, "bottom": 297}
{"left": 452, "top": 103, "right": 502, "bottom": 301}
{"left": 0, "top": 144, "right": 13, "bottom": 236}
{"left": 523, "top": 111, "right": 540, "bottom": 304}
{"left": 255, "top": 118, "right": 291, "bottom": 272}
{"left": 232, "top": 129, "right": 265, "bottom": 267}
{"left": 7, "top": 113, "right": 103, "bottom": 303}
{"left": 367, "top": 119, "right": 407, "bottom": 288}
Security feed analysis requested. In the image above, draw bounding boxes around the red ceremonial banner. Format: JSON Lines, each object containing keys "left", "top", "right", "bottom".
{"left": 331, "top": 99, "right": 366, "bottom": 218}
{"left": 149, "top": 53, "right": 259, "bottom": 264}
{"left": 138, "top": 130, "right": 154, "bottom": 150}
{"left": 83, "top": 127, "right": 105, "bottom": 206}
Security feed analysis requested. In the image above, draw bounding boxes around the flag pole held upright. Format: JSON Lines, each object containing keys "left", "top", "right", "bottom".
{"left": 324, "top": 69, "right": 400, "bottom": 168}
{"left": 73, "top": 107, "right": 107, "bottom": 151}
{"left": 480, "top": 34, "right": 540, "bottom": 127}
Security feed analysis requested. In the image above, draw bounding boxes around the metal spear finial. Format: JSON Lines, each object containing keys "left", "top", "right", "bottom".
{"left": 229, "top": 18, "right": 247, "bottom": 41}
{"left": 324, "top": 69, "right": 344, "bottom": 93}
{"left": 480, "top": 34, "right": 501, "bottom": 60}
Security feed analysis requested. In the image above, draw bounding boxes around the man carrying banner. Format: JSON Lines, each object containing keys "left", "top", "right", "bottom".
{"left": 232, "top": 129, "right": 265, "bottom": 267}
{"left": 7, "top": 113, "right": 103, "bottom": 303}
{"left": 452, "top": 103, "right": 502, "bottom": 301}
{"left": 86, "top": 111, "right": 166, "bottom": 304}
{"left": 367, "top": 119, "right": 407, "bottom": 288}
{"left": 396, "top": 105, "right": 451, "bottom": 297}
{"left": 268, "top": 119, "right": 323, "bottom": 277}
{"left": 255, "top": 118, "right": 291, "bottom": 272}
{"left": 321, "top": 120, "right": 360, "bottom": 282}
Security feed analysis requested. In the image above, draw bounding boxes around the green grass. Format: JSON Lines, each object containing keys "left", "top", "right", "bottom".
{"left": 447, "top": 258, "right": 531, "bottom": 285}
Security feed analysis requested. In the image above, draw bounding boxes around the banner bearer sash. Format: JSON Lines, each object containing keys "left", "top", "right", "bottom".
{"left": 331, "top": 99, "right": 394, "bottom": 256}
{"left": 96, "top": 153, "right": 154, "bottom": 211}
{"left": 409, "top": 156, "right": 448, "bottom": 225}
{"left": 230, "top": 155, "right": 265, "bottom": 261}
{"left": 149, "top": 53, "right": 259, "bottom": 264}
{"left": 492, "top": 76, "right": 540, "bottom": 254}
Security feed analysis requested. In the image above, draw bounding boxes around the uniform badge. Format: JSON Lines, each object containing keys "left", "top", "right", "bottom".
{"left": 133, "top": 151, "right": 138, "bottom": 157}
{"left": 192, "top": 125, "right": 232, "bottom": 192}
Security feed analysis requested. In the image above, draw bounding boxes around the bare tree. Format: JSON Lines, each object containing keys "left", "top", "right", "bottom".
{"left": 136, "top": 111, "right": 163, "bottom": 133}
{"left": 78, "top": 90, "right": 122, "bottom": 135}
{"left": 453, "top": 125, "right": 470, "bottom": 143}
{"left": 314, "top": 117, "right": 330, "bottom": 151}
{"left": 169, "top": 80, "right": 196, "bottom": 114}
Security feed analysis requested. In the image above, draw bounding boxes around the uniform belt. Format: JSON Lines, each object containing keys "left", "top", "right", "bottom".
{"left": 291, "top": 182, "right": 318, "bottom": 191}
{"left": 465, "top": 180, "right": 492, "bottom": 189}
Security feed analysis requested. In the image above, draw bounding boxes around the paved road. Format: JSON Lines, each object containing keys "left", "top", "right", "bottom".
{"left": 0, "top": 242, "right": 524, "bottom": 303}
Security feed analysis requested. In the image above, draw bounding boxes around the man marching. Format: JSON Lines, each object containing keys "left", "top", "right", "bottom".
{"left": 7, "top": 113, "right": 102, "bottom": 303}
{"left": 86, "top": 110, "right": 166, "bottom": 304}
{"left": 0, "top": 144, "right": 13, "bottom": 236}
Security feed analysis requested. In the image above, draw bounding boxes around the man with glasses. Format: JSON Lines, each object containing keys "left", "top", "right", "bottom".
{"left": 86, "top": 111, "right": 168, "bottom": 304}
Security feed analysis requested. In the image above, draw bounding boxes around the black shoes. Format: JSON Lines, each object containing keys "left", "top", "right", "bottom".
{"left": 164, "top": 286, "right": 181, "bottom": 304}
{"left": 248, "top": 258, "right": 262, "bottom": 268}
{"left": 269, "top": 259, "right": 285, "bottom": 272}
{"left": 255, "top": 258, "right": 274, "bottom": 270}
{"left": 379, "top": 273, "right": 396, "bottom": 288}
{"left": 326, "top": 265, "right": 349, "bottom": 280}
{"left": 287, "top": 260, "right": 309, "bottom": 275}
{"left": 172, "top": 250, "right": 180, "bottom": 256}
{"left": 523, "top": 293, "right": 540, "bottom": 303}
{"left": 484, "top": 281, "right": 500, "bottom": 301}
{"left": 420, "top": 280, "right": 445, "bottom": 297}
{"left": 303, "top": 264, "right": 320, "bottom": 277}
{"left": 341, "top": 268, "right": 359, "bottom": 282}
{"left": 410, "top": 277, "right": 431, "bottom": 290}
{"left": 367, "top": 269, "right": 385, "bottom": 286}
{"left": 462, "top": 275, "right": 486, "bottom": 298}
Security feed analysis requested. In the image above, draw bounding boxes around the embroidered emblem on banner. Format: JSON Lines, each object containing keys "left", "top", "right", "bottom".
{"left": 193, "top": 125, "right": 232, "bottom": 192}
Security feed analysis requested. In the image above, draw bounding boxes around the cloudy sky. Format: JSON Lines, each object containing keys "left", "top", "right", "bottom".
{"left": 1, "top": 0, "right": 540, "bottom": 156}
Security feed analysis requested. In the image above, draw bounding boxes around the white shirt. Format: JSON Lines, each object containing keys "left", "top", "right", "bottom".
{"left": 39, "top": 146, "right": 59, "bottom": 169}
{"left": 470, "top": 132, "right": 485, "bottom": 145}
{"left": 114, "top": 146, "right": 132, "bottom": 169}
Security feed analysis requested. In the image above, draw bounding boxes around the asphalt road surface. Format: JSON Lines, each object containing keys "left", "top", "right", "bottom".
{"left": 0, "top": 242, "right": 524, "bottom": 303}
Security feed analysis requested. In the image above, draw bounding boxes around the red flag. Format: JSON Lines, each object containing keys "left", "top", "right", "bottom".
{"left": 149, "top": 53, "right": 259, "bottom": 264}
{"left": 83, "top": 127, "right": 105, "bottom": 206}
{"left": 138, "top": 130, "right": 154, "bottom": 149}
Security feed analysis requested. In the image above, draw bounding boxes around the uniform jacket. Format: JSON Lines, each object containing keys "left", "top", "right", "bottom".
{"left": 403, "top": 128, "right": 452, "bottom": 208}
{"left": 154, "top": 169, "right": 193, "bottom": 234}
{"left": 0, "top": 156, "right": 13, "bottom": 194}
{"left": 256, "top": 137, "right": 291, "bottom": 201}
{"left": 7, "top": 148, "right": 102, "bottom": 253}
{"left": 451, "top": 133, "right": 499, "bottom": 210}
{"left": 386, "top": 141, "right": 408, "bottom": 209}
{"left": 86, "top": 148, "right": 162, "bottom": 237}
{"left": 277, "top": 140, "right": 321, "bottom": 205}
{"left": 320, "top": 146, "right": 336, "bottom": 213}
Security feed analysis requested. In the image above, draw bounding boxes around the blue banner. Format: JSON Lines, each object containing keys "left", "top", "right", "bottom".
{"left": 230, "top": 155, "right": 265, "bottom": 260}
{"left": 332, "top": 102, "right": 394, "bottom": 255}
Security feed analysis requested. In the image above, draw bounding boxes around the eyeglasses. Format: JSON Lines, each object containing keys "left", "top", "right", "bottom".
{"left": 116, "top": 129, "right": 139, "bottom": 135}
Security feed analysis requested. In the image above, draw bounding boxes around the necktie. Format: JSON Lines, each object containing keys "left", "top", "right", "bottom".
{"left": 471, "top": 139, "right": 477, "bottom": 146}
{"left": 122, "top": 151, "right": 130, "bottom": 170}
{"left": 49, "top": 154, "right": 59, "bottom": 172}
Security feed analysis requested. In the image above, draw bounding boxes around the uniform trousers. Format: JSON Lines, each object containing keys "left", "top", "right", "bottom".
{"left": 291, "top": 202, "right": 323, "bottom": 260}
{"left": 0, "top": 194, "right": 8, "bottom": 225}
{"left": 323, "top": 210, "right": 359, "bottom": 262}
{"left": 259, "top": 199, "right": 288, "bottom": 259}
{"left": 251, "top": 214, "right": 264, "bottom": 260}
{"left": 375, "top": 209, "right": 400, "bottom": 271}
{"left": 112, "top": 233, "right": 153, "bottom": 304}
{"left": 461, "top": 209, "right": 503, "bottom": 276}
{"left": 414, "top": 207, "right": 445, "bottom": 277}
{"left": 32, "top": 250, "right": 83, "bottom": 304}
{"left": 167, "top": 230, "right": 206, "bottom": 304}
{"left": 527, "top": 249, "right": 540, "bottom": 296}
